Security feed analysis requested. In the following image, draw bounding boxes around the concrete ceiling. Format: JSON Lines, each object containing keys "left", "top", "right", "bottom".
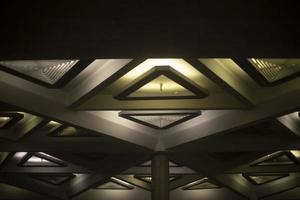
{"left": 1, "top": 1, "right": 300, "bottom": 200}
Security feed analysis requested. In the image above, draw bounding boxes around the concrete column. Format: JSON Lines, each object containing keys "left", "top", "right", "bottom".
{"left": 151, "top": 152, "right": 169, "bottom": 200}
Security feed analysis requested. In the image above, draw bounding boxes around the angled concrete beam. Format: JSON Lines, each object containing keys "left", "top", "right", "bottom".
{"left": 64, "top": 154, "right": 148, "bottom": 198}
{"left": 0, "top": 174, "right": 68, "bottom": 200}
{"left": 0, "top": 70, "right": 158, "bottom": 149}
{"left": 171, "top": 154, "right": 255, "bottom": 199}
{"left": 164, "top": 91, "right": 300, "bottom": 148}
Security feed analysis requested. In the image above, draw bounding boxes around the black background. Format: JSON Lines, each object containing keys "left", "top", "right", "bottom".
{"left": 1, "top": 0, "right": 300, "bottom": 59}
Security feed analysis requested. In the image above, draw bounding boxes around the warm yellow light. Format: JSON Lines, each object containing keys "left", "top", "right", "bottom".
{"left": 122, "top": 59, "right": 205, "bottom": 84}
{"left": 48, "top": 120, "right": 61, "bottom": 125}
{"left": 0, "top": 117, "right": 12, "bottom": 127}
{"left": 290, "top": 150, "right": 300, "bottom": 159}
{"left": 57, "top": 126, "right": 77, "bottom": 136}
{"left": 111, "top": 177, "right": 133, "bottom": 187}
{"left": 129, "top": 75, "right": 194, "bottom": 97}
{"left": 0, "top": 117, "right": 11, "bottom": 121}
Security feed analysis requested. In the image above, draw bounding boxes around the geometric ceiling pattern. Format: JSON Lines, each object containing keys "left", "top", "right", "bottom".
{"left": 1, "top": 57, "right": 300, "bottom": 200}
{"left": 3, "top": 151, "right": 300, "bottom": 200}
{"left": 2, "top": 2, "right": 300, "bottom": 200}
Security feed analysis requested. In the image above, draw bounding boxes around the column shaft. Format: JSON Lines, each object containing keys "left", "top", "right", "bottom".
{"left": 151, "top": 152, "right": 169, "bottom": 200}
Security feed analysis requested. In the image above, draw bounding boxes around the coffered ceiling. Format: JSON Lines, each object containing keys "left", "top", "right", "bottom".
{"left": 1, "top": 1, "right": 300, "bottom": 200}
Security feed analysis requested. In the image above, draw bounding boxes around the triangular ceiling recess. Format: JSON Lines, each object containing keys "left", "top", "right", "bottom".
{"left": 34, "top": 174, "right": 75, "bottom": 185}
{"left": 0, "top": 113, "right": 24, "bottom": 129}
{"left": 182, "top": 178, "right": 220, "bottom": 190}
{"left": 119, "top": 111, "right": 201, "bottom": 129}
{"left": 0, "top": 60, "right": 92, "bottom": 87}
{"left": 234, "top": 58, "right": 300, "bottom": 86}
{"left": 95, "top": 177, "right": 133, "bottom": 190}
{"left": 20, "top": 153, "right": 64, "bottom": 167}
{"left": 251, "top": 151, "right": 299, "bottom": 166}
{"left": 49, "top": 125, "right": 101, "bottom": 137}
{"left": 243, "top": 173, "right": 288, "bottom": 185}
{"left": 115, "top": 66, "right": 208, "bottom": 100}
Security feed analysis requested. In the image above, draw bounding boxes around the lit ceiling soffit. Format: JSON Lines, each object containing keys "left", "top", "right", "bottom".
{"left": 46, "top": 121, "right": 102, "bottom": 137}
{"left": 95, "top": 177, "right": 134, "bottom": 190}
{"left": 73, "top": 59, "right": 247, "bottom": 110}
{"left": 0, "top": 60, "right": 93, "bottom": 88}
{"left": 181, "top": 178, "right": 220, "bottom": 190}
{"left": 115, "top": 66, "right": 208, "bottom": 100}
{"left": 119, "top": 110, "right": 201, "bottom": 129}
{"left": 32, "top": 174, "right": 75, "bottom": 185}
{"left": 251, "top": 151, "right": 299, "bottom": 166}
{"left": 18, "top": 153, "right": 66, "bottom": 167}
{"left": 233, "top": 58, "right": 300, "bottom": 86}
{"left": 0, "top": 112, "right": 24, "bottom": 129}
{"left": 242, "top": 173, "right": 289, "bottom": 185}
{"left": 134, "top": 175, "right": 180, "bottom": 184}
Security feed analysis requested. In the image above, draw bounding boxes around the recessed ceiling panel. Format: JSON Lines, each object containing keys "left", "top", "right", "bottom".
{"left": 115, "top": 66, "right": 208, "bottom": 100}
{"left": 74, "top": 59, "right": 248, "bottom": 110}
{"left": 44, "top": 121, "right": 63, "bottom": 133}
{"left": 129, "top": 75, "right": 194, "bottom": 98}
{"left": 19, "top": 153, "right": 65, "bottom": 167}
{"left": 33, "top": 174, "right": 75, "bottom": 185}
{"left": 251, "top": 151, "right": 298, "bottom": 166}
{"left": 234, "top": 58, "right": 300, "bottom": 86}
{"left": 243, "top": 173, "right": 288, "bottom": 185}
{"left": 48, "top": 125, "right": 102, "bottom": 137}
{"left": 23, "top": 156, "right": 60, "bottom": 167}
{"left": 119, "top": 110, "right": 200, "bottom": 129}
{"left": 95, "top": 177, "right": 133, "bottom": 190}
{"left": 0, "top": 113, "right": 23, "bottom": 129}
{"left": 0, "top": 60, "right": 92, "bottom": 87}
{"left": 182, "top": 178, "right": 220, "bottom": 190}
